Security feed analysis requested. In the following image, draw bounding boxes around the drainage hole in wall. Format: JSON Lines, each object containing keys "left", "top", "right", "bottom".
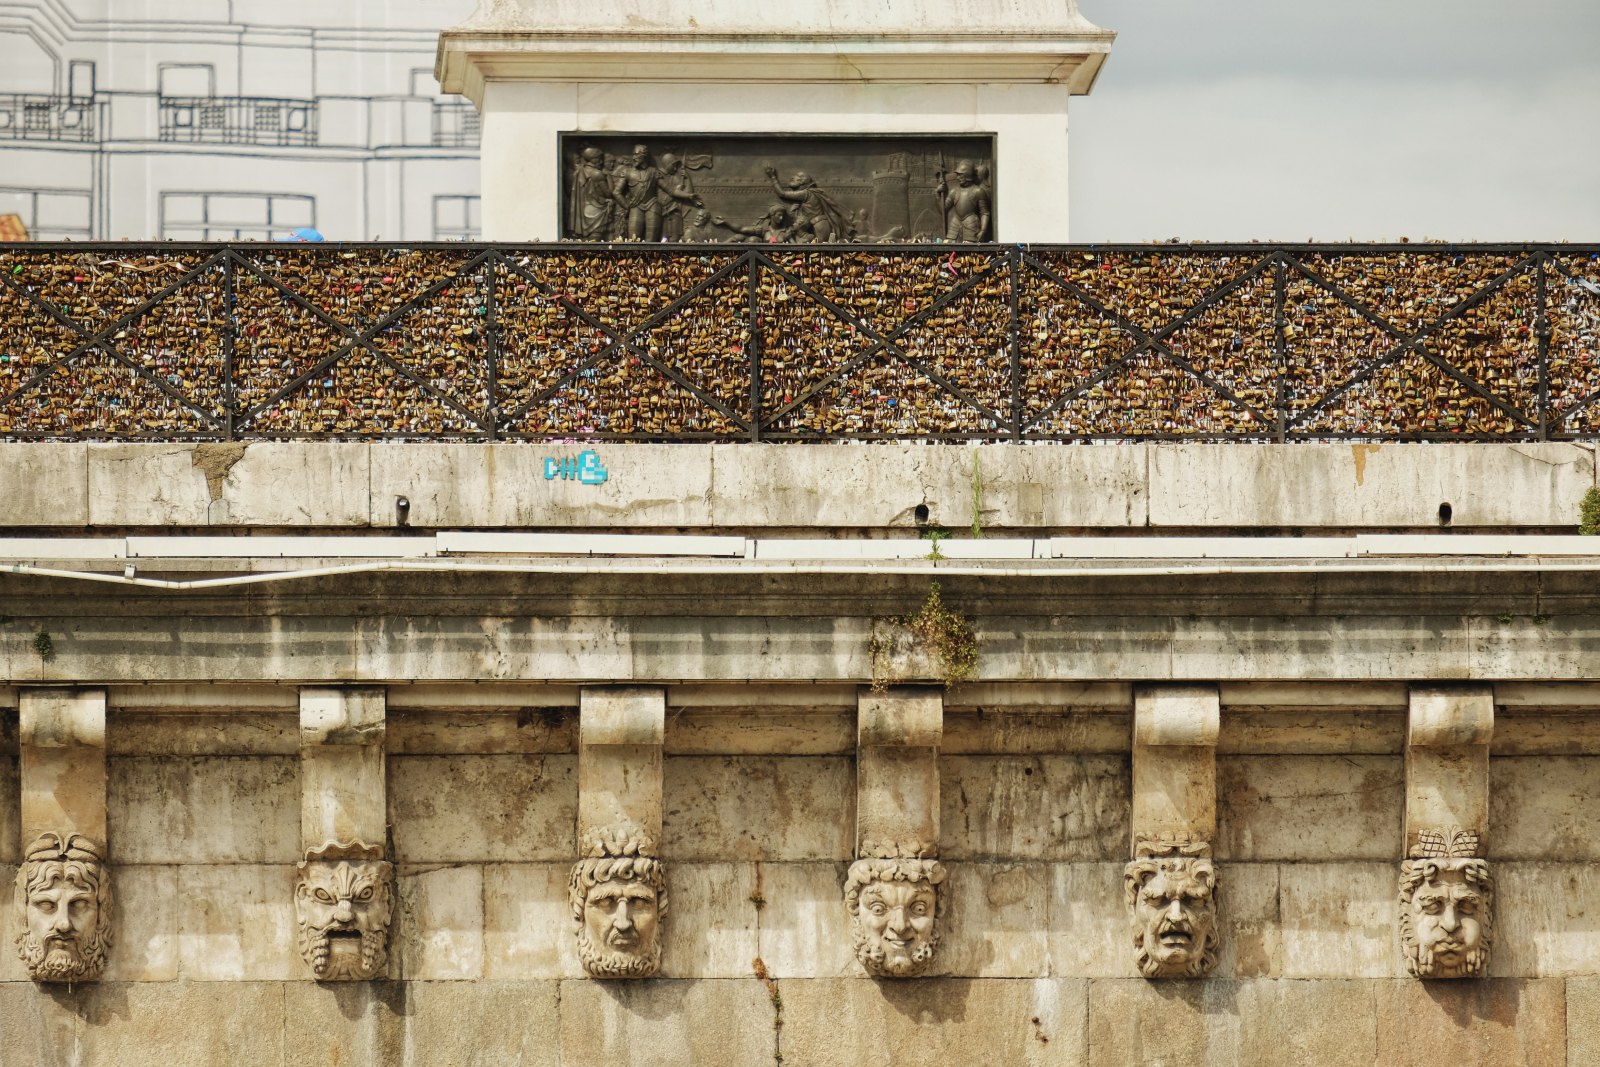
{"left": 913, "top": 504, "right": 930, "bottom": 523}
{"left": 1438, "top": 502, "right": 1453, "bottom": 526}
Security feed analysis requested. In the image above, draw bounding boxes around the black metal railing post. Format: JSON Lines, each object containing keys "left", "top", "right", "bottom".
{"left": 747, "top": 250, "right": 763, "bottom": 442}
{"left": 223, "top": 249, "right": 238, "bottom": 441}
{"left": 1536, "top": 254, "right": 1551, "bottom": 441}
{"left": 485, "top": 250, "right": 499, "bottom": 442}
{"left": 1008, "top": 245, "right": 1023, "bottom": 440}
{"left": 1273, "top": 253, "right": 1287, "bottom": 442}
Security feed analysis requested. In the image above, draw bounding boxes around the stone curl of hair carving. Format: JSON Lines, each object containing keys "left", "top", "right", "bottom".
{"left": 15, "top": 831, "right": 113, "bottom": 983}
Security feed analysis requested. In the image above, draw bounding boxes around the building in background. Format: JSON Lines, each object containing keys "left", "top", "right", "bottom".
{"left": 0, "top": 0, "right": 479, "bottom": 240}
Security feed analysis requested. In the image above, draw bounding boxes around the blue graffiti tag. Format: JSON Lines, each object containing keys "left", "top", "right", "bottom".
{"left": 544, "top": 449, "right": 609, "bottom": 485}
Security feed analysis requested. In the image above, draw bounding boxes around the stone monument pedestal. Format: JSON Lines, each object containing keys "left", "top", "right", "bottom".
{"left": 436, "top": 0, "right": 1113, "bottom": 242}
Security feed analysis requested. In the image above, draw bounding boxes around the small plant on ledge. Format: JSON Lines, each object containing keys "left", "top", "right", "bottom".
{"left": 869, "top": 581, "right": 979, "bottom": 691}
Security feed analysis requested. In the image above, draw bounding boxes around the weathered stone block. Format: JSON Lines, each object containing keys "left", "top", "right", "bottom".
{"left": 87, "top": 444, "right": 212, "bottom": 525}
{"left": 0, "top": 755, "right": 18, "bottom": 863}
{"left": 215, "top": 443, "right": 370, "bottom": 526}
{"left": 1044, "top": 861, "right": 1129, "bottom": 978}
{"left": 1570, "top": 977, "right": 1600, "bottom": 1064}
{"left": 1491, "top": 756, "right": 1600, "bottom": 860}
{"left": 394, "top": 864, "right": 484, "bottom": 981}
{"left": 1093, "top": 978, "right": 1384, "bottom": 1065}
{"left": 176, "top": 864, "right": 297, "bottom": 981}
{"left": 1147, "top": 441, "right": 1592, "bottom": 528}
{"left": 780, "top": 976, "right": 1087, "bottom": 1066}
{"left": 657, "top": 862, "right": 760, "bottom": 980}
{"left": 483, "top": 862, "right": 585, "bottom": 979}
{"left": 1217, "top": 755, "right": 1402, "bottom": 861}
{"left": 102, "top": 865, "right": 179, "bottom": 982}
{"left": 389, "top": 754, "right": 576, "bottom": 862}
{"left": 753, "top": 861, "right": 857, "bottom": 979}
{"left": 1493, "top": 862, "right": 1600, "bottom": 977}
{"left": 109, "top": 756, "right": 299, "bottom": 864}
{"left": 283, "top": 980, "right": 561, "bottom": 1067}
{"left": 82, "top": 982, "right": 284, "bottom": 1066}
{"left": 930, "top": 862, "right": 1048, "bottom": 978}
{"left": 663, "top": 756, "right": 853, "bottom": 861}
{"left": 1215, "top": 862, "right": 1282, "bottom": 980}
{"left": 556, "top": 977, "right": 775, "bottom": 1065}
{"left": 1373, "top": 978, "right": 1566, "bottom": 1065}
{"left": 107, "top": 712, "right": 297, "bottom": 757}
{"left": 940, "top": 755, "right": 1128, "bottom": 861}
{"left": 1277, "top": 862, "right": 1398, "bottom": 978}
{"left": 0, "top": 443, "right": 88, "bottom": 526}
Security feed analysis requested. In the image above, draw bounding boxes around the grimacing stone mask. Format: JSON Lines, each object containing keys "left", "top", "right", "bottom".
{"left": 294, "top": 841, "right": 394, "bottom": 981}
{"left": 15, "top": 831, "right": 112, "bottom": 983}
{"left": 844, "top": 857, "right": 947, "bottom": 978}
{"left": 1124, "top": 840, "right": 1219, "bottom": 979}
{"left": 569, "top": 827, "right": 667, "bottom": 980}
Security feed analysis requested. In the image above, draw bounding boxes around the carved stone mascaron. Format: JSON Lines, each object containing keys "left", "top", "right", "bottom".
{"left": 1399, "top": 828, "right": 1493, "bottom": 979}
{"left": 1124, "top": 835, "right": 1219, "bottom": 980}
{"left": 14, "top": 831, "right": 112, "bottom": 984}
{"left": 294, "top": 841, "right": 394, "bottom": 981}
{"left": 570, "top": 826, "right": 667, "bottom": 980}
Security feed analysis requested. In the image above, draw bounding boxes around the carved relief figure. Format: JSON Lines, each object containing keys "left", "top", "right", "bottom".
{"left": 570, "top": 146, "right": 620, "bottom": 241}
{"left": 1399, "top": 829, "right": 1492, "bottom": 979}
{"left": 763, "top": 166, "right": 852, "bottom": 242}
{"left": 612, "top": 144, "right": 664, "bottom": 242}
{"left": 1124, "top": 837, "right": 1219, "bottom": 979}
{"left": 294, "top": 841, "right": 394, "bottom": 981}
{"left": 844, "top": 856, "right": 947, "bottom": 977}
{"left": 936, "top": 160, "right": 993, "bottom": 242}
{"left": 712, "top": 204, "right": 795, "bottom": 244}
{"left": 655, "top": 154, "right": 704, "bottom": 242}
{"left": 14, "top": 831, "right": 112, "bottom": 983}
{"left": 569, "top": 826, "right": 667, "bottom": 979}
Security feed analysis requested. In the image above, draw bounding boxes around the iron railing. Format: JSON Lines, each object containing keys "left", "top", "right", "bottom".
{"left": 158, "top": 96, "right": 318, "bottom": 147}
{"left": 1, "top": 243, "right": 1597, "bottom": 441}
{"left": 0, "top": 95, "right": 98, "bottom": 143}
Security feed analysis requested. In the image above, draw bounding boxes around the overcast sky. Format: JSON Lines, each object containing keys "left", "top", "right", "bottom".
{"left": 1069, "top": 0, "right": 1600, "bottom": 242}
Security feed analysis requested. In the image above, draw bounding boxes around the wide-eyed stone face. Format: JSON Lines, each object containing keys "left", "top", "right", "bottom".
{"left": 1400, "top": 858, "right": 1492, "bottom": 979}
{"left": 17, "top": 858, "right": 110, "bottom": 983}
{"left": 294, "top": 858, "right": 393, "bottom": 981}
{"left": 854, "top": 879, "right": 938, "bottom": 977}
{"left": 1126, "top": 856, "right": 1218, "bottom": 979}
{"left": 845, "top": 858, "right": 946, "bottom": 978}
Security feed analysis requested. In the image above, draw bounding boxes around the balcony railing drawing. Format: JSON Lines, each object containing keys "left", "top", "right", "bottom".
{"left": 0, "top": 95, "right": 98, "bottom": 143}
{"left": 158, "top": 96, "right": 318, "bottom": 146}
{"left": 432, "top": 100, "right": 481, "bottom": 148}
{"left": 1, "top": 243, "right": 1597, "bottom": 441}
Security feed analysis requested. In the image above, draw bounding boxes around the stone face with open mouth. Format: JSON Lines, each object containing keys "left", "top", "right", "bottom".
{"left": 294, "top": 844, "right": 394, "bottom": 982}
{"left": 1125, "top": 849, "right": 1219, "bottom": 979}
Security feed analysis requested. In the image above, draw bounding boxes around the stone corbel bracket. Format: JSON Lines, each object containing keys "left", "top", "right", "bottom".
{"left": 572, "top": 687, "right": 667, "bottom": 979}
{"left": 1400, "top": 686, "right": 1494, "bottom": 979}
{"left": 1126, "top": 685, "right": 1220, "bottom": 980}
{"left": 16, "top": 688, "right": 112, "bottom": 983}
{"left": 849, "top": 687, "right": 946, "bottom": 979}
{"left": 295, "top": 688, "right": 392, "bottom": 982}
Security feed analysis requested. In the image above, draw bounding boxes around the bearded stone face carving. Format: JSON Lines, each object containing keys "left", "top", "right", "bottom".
{"left": 15, "top": 832, "right": 112, "bottom": 983}
{"left": 1124, "top": 838, "right": 1219, "bottom": 979}
{"left": 294, "top": 842, "right": 394, "bottom": 981}
{"left": 569, "top": 827, "right": 666, "bottom": 979}
{"left": 845, "top": 856, "right": 947, "bottom": 978}
{"left": 1399, "top": 829, "right": 1492, "bottom": 979}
